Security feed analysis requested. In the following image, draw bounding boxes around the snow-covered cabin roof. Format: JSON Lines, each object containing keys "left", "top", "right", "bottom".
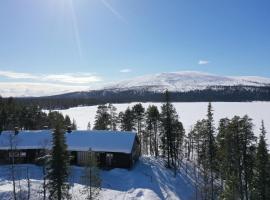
{"left": 0, "top": 130, "right": 137, "bottom": 154}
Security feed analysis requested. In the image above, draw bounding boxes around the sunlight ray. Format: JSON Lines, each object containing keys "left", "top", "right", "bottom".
{"left": 68, "top": 0, "right": 84, "bottom": 63}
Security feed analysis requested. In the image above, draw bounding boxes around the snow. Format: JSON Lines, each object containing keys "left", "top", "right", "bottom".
{"left": 0, "top": 157, "right": 195, "bottom": 200}
{"left": 0, "top": 130, "right": 136, "bottom": 154}
{"left": 1, "top": 71, "right": 270, "bottom": 97}
{"left": 66, "top": 131, "right": 136, "bottom": 153}
{"left": 55, "top": 102, "right": 270, "bottom": 141}
{"left": 103, "top": 71, "right": 270, "bottom": 92}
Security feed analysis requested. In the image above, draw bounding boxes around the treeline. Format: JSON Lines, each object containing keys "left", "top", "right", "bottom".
{"left": 91, "top": 92, "right": 270, "bottom": 199}
{"left": 92, "top": 91, "right": 185, "bottom": 170}
{"left": 5, "top": 85, "right": 270, "bottom": 109}
{"left": 13, "top": 97, "right": 101, "bottom": 110}
{"left": 0, "top": 97, "right": 77, "bottom": 132}
{"left": 186, "top": 105, "right": 270, "bottom": 199}
{"left": 2, "top": 92, "right": 270, "bottom": 199}
{"left": 86, "top": 85, "right": 270, "bottom": 103}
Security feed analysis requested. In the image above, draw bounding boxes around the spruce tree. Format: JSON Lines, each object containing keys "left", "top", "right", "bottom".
{"left": 119, "top": 107, "right": 135, "bottom": 131}
{"left": 160, "top": 90, "right": 184, "bottom": 169}
{"left": 47, "top": 123, "right": 70, "bottom": 200}
{"left": 93, "top": 105, "right": 110, "bottom": 130}
{"left": 254, "top": 121, "right": 269, "bottom": 200}
{"left": 132, "top": 103, "right": 145, "bottom": 153}
{"left": 64, "top": 115, "right": 72, "bottom": 127}
{"left": 217, "top": 115, "right": 256, "bottom": 200}
{"left": 206, "top": 102, "right": 217, "bottom": 200}
{"left": 71, "top": 119, "right": 77, "bottom": 130}
{"left": 108, "top": 104, "right": 118, "bottom": 131}
{"left": 241, "top": 115, "right": 256, "bottom": 200}
{"left": 146, "top": 105, "right": 160, "bottom": 156}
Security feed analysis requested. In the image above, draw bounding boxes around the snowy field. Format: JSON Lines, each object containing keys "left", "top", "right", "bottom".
{"left": 55, "top": 102, "right": 270, "bottom": 140}
{"left": 0, "top": 157, "right": 195, "bottom": 200}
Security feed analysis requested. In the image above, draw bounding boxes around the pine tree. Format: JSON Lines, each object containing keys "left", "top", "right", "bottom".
{"left": 47, "top": 123, "right": 70, "bottom": 200}
{"left": 64, "top": 115, "right": 72, "bottom": 127}
{"left": 108, "top": 104, "right": 118, "bottom": 131}
{"left": 119, "top": 107, "right": 135, "bottom": 131}
{"left": 80, "top": 149, "right": 101, "bottom": 200}
{"left": 93, "top": 105, "right": 110, "bottom": 130}
{"left": 132, "top": 103, "right": 145, "bottom": 153}
{"left": 71, "top": 119, "right": 77, "bottom": 130}
{"left": 254, "top": 121, "right": 269, "bottom": 200}
{"left": 206, "top": 103, "right": 217, "bottom": 200}
{"left": 145, "top": 105, "right": 160, "bottom": 156}
{"left": 217, "top": 115, "right": 256, "bottom": 200}
{"left": 216, "top": 118, "right": 230, "bottom": 193}
{"left": 160, "top": 90, "right": 184, "bottom": 169}
{"left": 191, "top": 104, "right": 219, "bottom": 199}
{"left": 241, "top": 115, "right": 256, "bottom": 200}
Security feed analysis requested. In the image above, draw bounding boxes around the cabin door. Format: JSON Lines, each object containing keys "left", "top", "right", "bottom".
{"left": 106, "top": 153, "right": 113, "bottom": 168}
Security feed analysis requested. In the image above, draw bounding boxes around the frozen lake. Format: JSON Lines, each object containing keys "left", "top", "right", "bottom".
{"left": 55, "top": 102, "right": 270, "bottom": 140}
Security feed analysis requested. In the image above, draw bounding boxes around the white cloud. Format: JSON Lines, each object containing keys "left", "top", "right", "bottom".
{"left": 0, "top": 70, "right": 37, "bottom": 79}
{"left": 0, "top": 82, "right": 90, "bottom": 97}
{"left": 198, "top": 60, "right": 210, "bottom": 65}
{"left": 42, "top": 73, "right": 102, "bottom": 84}
{"left": 0, "top": 70, "right": 102, "bottom": 84}
{"left": 120, "top": 68, "right": 132, "bottom": 73}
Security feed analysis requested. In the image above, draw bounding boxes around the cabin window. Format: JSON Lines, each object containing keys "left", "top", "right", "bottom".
{"left": 9, "top": 151, "right": 26, "bottom": 158}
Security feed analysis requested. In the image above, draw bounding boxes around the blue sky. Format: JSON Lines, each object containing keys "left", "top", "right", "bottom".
{"left": 0, "top": 0, "right": 270, "bottom": 95}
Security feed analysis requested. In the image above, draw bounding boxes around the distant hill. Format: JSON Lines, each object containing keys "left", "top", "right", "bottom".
{"left": 13, "top": 71, "right": 270, "bottom": 109}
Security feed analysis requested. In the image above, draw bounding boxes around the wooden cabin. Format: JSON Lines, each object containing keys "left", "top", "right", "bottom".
{"left": 0, "top": 130, "right": 140, "bottom": 169}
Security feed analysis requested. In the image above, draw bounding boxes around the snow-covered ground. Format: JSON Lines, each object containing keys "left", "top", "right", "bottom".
{"left": 0, "top": 157, "right": 195, "bottom": 200}
{"left": 54, "top": 102, "right": 270, "bottom": 140}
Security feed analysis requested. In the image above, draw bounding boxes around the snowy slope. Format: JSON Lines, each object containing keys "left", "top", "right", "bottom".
{"left": 0, "top": 157, "right": 195, "bottom": 200}
{"left": 102, "top": 71, "right": 270, "bottom": 92}
{"left": 54, "top": 102, "right": 270, "bottom": 141}
{"left": 1, "top": 71, "right": 270, "bottom": 97}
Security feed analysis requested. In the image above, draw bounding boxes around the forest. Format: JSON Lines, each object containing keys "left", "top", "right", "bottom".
{"left": 90, "top": 92, "right": 270, "bottom": 199}
{"left": 0, "top": 97, "right": 77, "bottom": 132}
{"left": 0, "top": 92, "right": 269, "bottom": 200}
{"left": 6, "top": 85, "right": 270, "bottom": 110}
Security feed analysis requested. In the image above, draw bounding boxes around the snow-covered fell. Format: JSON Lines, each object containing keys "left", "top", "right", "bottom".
{"left": 0, "top": 71, "right": 269, "bottom": 97}
{"left": 103, "top": 71, "right": 270, "bottom": 92}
